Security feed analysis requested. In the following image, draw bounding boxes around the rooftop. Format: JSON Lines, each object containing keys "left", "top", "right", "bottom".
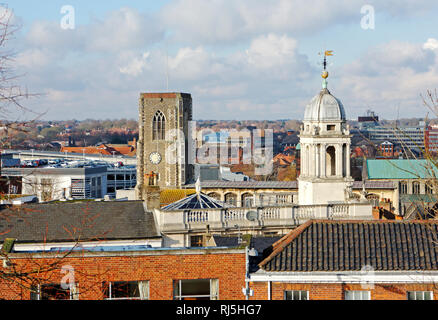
{"left": 184, "top": 180, "right": 395, "bottom": 190}
{"left": 259, "top": 219, "right": 438, "bottom": 272}
{"left": 0, "top": 201, "right": 159, "bottom": 244}
{"left": 366, "top": 159, "right": 438, "bottom": 180}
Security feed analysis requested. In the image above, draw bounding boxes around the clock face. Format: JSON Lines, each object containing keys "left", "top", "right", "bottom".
{"left": 149, "top": 152, "right": 162, "bottom": 165}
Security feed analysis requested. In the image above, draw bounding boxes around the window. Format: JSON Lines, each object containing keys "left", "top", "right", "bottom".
{"left": 326, "top": 146, "right": 336, "bottom": 176}
{"left": 284, "top": 290, "right": 308, "bottom": 300}
{"left": 190, "top": 235, "right": 204, "bottom": 247}
{"left": 31, "top": 283, "right": 79, "bottom": 300}
{"left": 327, "top": 125, "right": 335, "bottom": 131}
{"left": 103, "top": 281, "right": 149, "bottom": 300}
{"left": 207, "top": 192, "right": 221, "bottom": 201}
{"left": 224, "top": 193, "right": 237, "bottom": 206}
{"left": 400, "top": 181, "right": 408, "bottom": 194}
{"left": 153, "top": 110, "right": 166, "bottom": 140}
{"left": 426, "top": 183, "right": 434, "bottom": 194}
{"left": 407, "top": 291, "right": 433, "bottom": 300}
{"left": 344, "top": 291, "right": 371, "bottom": 300}
{"left": 174, "top": 279, "right": 219, "bottom": 300}
{"left": 413, "top": 181, "right": 421, "bottom": 195}
{"left": 242, "top": 193, "right": 254, "bottom": 207}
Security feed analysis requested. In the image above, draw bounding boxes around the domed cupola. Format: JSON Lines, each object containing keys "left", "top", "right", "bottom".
{"left": 303, "top": 88, "right": 346, "bottom": 122}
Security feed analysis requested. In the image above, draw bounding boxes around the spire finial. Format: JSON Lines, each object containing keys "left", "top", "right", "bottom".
{"left": 320, "top": 50, "right": 333, "bottom": 89}
{"left": 195, "top": 176, "right": 201, "bottom": 194}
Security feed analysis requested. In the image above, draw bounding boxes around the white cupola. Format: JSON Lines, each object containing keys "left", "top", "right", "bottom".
{"left": 298, "top": 51, "right": 354, "bottom": 205}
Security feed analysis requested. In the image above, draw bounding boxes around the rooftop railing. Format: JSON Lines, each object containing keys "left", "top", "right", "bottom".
{"left": 157, "top": 202, "right": 373, "bottom": 233}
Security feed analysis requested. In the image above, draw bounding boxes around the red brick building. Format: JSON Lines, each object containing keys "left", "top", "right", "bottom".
{"left": 0, "top": 247, "right": 246, "bottom": 300}
{"left": 2, "top": 201, "right": 438, "bottom": 301}
{"left": 249, "top": 220, "right": 438, "bottom": 300}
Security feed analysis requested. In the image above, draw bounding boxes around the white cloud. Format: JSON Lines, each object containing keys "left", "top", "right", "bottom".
{"left": 162, "top": 0, "right": 438, "bottom": 44}
{"left": 16, "top": 48, "right": 53, "bottom": 68}
{"left": 87, "top": 8, "right": 163, "bottom": 52}
{"left": 10, "top": 2, "right": 438, "bottom": 121}
{"left": 337, "top": 40, "right": 438, "bottom": 119}
{"left": 424, "top": 38, "right": 438, "bottom": 51}
{"left": 119, "top": 52, "right": 150, "bottom": 76}
{"left": 246, "top": 34, "right": 297, "bottom": 69}
{"left": 168, "top": 47, "right": 226, "bottom": 81}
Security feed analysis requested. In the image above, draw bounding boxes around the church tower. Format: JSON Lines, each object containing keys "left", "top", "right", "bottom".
{"left": 298, "top": 52, "right": 353, "bottom": 205}
{"left": 136, "top": 93, "right": 194, "bottom": 200}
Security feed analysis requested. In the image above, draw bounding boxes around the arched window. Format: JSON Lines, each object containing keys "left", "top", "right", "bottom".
{"left": 326, "top": 146, "right": 336, "bottom": 176}
{"left": 426, "top": 182, "right": 434, "bottom": 194}
{"left": 224, "top": 193, "right": 237, "bottom": 206}
{"left": 153, "top": 110, "right": 166, "bottom": 140}
{"left": 412, "top": 181, "right": 421, "bottom": 195}
{"left": 400, "top": 181, "right": 408, "bottom": 194}
{"left": 241, "top": 193, "right": 255, "bottom": 207}
{"left": 207, "top": 192, "right": 221, "bottom": 201}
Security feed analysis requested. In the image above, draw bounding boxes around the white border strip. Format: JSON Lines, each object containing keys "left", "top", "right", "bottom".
{"left": 250, "top": 271, "right": 438, "bottom": 284}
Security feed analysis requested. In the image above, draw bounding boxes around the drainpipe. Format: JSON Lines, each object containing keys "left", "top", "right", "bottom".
{"left": 243, "top": 245, "right": 257, "bottom": 300}
{"left": 268, "top": 280, "right": 271, "bottom": 300}
{"left": 244, "top": 246, "right": 250, "bottom": 300}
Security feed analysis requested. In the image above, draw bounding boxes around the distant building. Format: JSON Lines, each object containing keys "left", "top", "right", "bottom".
{"left": 425, "top": 124, "right": 438, "bottom": 153}
{"left": 358, "top": 110, "right": 379, "bottom": 129}
{"left": 61, "top": 140, "right": 136, "bottom": 157}
{"left": 366, "top": 124, "right": 426, "bottom": 151}
{"left": 377, "top": 141, "right": 402, "bottom": 158}
{"left": 2, "top": 161, "right": 137, "bottom": 201}
{"left": 363, "top": 159, "right": 438, "bottom": 217}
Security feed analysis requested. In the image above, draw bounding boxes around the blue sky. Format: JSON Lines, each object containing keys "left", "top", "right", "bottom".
{"left": 6, "top": 0, "right": 438, "bottom": 121}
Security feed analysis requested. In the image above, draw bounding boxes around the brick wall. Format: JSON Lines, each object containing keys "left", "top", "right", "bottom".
{"left": 249, "top": 282, "right": 438, "bottom": 300}
{"left": 0, "top": 249, "right": 246, "bottom": 300}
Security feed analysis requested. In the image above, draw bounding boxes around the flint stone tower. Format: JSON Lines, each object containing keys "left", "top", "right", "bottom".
{"left": 136, "top": 93, "right": 194, "bottom": 200}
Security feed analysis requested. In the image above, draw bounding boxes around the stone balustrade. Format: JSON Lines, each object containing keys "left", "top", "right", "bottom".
{"left": 156, "top": 202, "right": 373, "bottom": 233}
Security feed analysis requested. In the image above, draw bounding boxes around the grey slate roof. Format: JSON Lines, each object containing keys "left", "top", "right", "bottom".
{"left": 213, "top": 235, "right": 282, "bottom": 272}
{"left": 185, "top": 180, "right": 298, "bottom": 189}
{"left": 184, "top": 180, "right": 394, "bottom": 190}
{"left": 259, "top": 220, "right": 438, "bottom": 272}
{"left": 213, "top": 235, "right": 281, "bottom": 252}
{"left": 0, "top": 201, "right": 160, "bottom": 243}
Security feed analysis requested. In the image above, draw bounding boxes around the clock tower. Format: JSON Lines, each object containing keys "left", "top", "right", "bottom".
{"left": 136, "top": 92, "right": 194, "bottom": 200}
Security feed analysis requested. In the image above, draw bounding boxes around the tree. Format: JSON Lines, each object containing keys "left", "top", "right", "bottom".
{"left": 0, "top": 5, "right": 109, "bottom": 299}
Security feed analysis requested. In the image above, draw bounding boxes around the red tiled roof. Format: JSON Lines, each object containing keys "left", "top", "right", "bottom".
{"left": 61, "top": 143, "right": 136, "bottom": 156}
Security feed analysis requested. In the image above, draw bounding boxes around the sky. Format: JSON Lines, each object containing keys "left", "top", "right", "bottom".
{"left": 5, "top": 0, "right": 438, "bottom": 121}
